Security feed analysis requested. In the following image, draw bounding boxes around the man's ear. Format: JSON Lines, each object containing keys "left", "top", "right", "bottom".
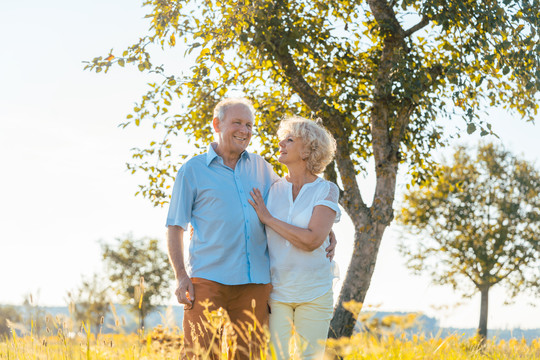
{"left": 212, "top": 117, "right": 220, "bottom": 133}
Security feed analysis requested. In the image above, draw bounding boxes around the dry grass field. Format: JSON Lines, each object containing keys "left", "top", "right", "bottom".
{"left": 2, "top": 308, "right": 539, "bottom": 359}
{"left": 2, "top": 329, "right": 540, "bottom": 359}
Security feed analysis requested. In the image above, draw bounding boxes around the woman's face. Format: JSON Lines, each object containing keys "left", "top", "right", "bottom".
{"left": 278, "top": 133, "right": 307, "bottom": 165}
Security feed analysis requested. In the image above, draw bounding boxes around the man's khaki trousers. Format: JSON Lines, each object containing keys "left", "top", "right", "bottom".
{"left": 182, "top": 277, "right": 272, "bottom": 360}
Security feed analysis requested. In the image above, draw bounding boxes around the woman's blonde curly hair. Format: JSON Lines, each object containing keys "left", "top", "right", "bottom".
{"left": 277, "top": 116, "right": 337, "bottom": 174}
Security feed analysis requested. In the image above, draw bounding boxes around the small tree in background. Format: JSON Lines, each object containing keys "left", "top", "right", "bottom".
{"left": 0, "top": 305, "right": 22, "bottom": 337}
{"left": 397, "top": 143, "right": 540, "bottom": 340}
{"left": 101, "top": 235, "right": 174, "bottom": 330}
{"left": 67, "top": 273, "right": 110, "bottom": 334}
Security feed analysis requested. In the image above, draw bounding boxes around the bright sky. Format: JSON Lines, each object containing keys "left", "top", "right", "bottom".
{"left": 1, "top": 0, "right": 539, "bottom": 330}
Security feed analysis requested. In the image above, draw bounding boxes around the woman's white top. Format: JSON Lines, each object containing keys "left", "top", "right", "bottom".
{"left": 266, "top": 176, "right": 341, "bottom": 303}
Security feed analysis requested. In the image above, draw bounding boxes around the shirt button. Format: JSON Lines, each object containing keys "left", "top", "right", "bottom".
{"left": 243, "top": 204, "right": 247, "bottom": 207}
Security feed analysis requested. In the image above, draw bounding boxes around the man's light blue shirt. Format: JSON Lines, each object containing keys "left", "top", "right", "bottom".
{"left": 166, "top": 144, "right": 279, "bottom": 285}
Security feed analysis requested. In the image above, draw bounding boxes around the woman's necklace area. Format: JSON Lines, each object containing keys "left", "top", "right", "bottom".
{"left": 291, "top": 184, "right": 303, "bottom": 202}
{"left": 289, "top": 175, "right": 318, "bottom": 202}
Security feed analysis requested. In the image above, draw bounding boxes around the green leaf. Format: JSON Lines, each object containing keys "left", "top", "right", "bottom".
{"left": 467, "top": 123, "right": 476, "bottom": 134}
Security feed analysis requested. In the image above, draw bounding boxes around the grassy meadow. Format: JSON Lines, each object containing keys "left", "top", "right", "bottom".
{"left": 2, "top": 320, "right": 539, "bottom": 360}
{"left": 2, "top": 330, "right": 539, "bottom": 359}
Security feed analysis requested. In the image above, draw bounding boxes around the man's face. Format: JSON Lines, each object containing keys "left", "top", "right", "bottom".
{"left": 214, "top": 104, "right": 254, "bottom": 155}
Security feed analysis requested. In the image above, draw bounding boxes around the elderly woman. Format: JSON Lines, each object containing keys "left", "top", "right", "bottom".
{"left": 248, "top": 116, "right": 340, "bottom": 360}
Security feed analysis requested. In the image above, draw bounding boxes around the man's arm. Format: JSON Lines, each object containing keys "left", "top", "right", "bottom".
{"left": 167, "top": 225, "right": 195, "bottom": 309}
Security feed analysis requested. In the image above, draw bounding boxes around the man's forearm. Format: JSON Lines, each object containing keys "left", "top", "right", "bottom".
{"left": 167, "top": 226, "right": 188, "bottom": 279}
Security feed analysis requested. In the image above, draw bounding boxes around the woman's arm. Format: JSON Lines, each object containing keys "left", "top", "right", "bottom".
{"left": 248, "top": 188, "right": 336, "bottom": 252}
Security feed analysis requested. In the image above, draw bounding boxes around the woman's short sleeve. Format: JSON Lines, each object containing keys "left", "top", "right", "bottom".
{"left": 314, "top": 181, "right": 341, "bottom": 223}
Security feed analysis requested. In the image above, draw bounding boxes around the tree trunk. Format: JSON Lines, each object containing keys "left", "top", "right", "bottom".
{"left": 477, "top": 285, "right": 489, "bottom": 340}
{"left": 328, "top": 222, "right": 387, "bottom": 338}
{"left": 327, "top": 0, "right": 411, "bottom": 338}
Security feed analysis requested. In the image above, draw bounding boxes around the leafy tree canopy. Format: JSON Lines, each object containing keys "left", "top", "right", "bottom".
{"left": 85, "top": 0, "right": 539, "bottom": 205}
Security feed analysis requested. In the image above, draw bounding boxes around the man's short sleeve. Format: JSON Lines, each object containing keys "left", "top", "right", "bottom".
{"left": 165, "top": 165, "right": 196, "bottom": 229}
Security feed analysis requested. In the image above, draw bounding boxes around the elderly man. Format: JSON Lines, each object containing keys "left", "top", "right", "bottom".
{"left": 166, "top": 98, "right": 335, "bottom": 359}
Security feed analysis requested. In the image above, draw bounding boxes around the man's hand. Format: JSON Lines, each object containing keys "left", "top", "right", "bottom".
{"left": 175, "top": 275, "right": 195, "bottom": 309}
{"left": 326, "top": 230, "right": 337, "bottom": 261}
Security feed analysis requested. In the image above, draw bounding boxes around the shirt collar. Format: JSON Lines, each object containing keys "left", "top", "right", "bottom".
{"left": 206, "top": 143, "right": 219, "bottom": 166}
{"left": 206, "top": 143, "right": 250, "bottom": 166}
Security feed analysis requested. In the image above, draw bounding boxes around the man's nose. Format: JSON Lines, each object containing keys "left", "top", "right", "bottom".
{"left": 240, "top": 125, "right": 250, "bottom": 134}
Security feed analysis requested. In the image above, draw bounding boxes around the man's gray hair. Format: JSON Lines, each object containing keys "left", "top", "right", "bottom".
{"left": 213, "top": 98, "right": 256, "bottom": 122}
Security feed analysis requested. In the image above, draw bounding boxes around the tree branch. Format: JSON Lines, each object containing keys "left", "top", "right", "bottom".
{"left": 390, "top": 101, "right": 413, "bottom": 151}
{"left": 404, "top": 16, "right": 430, "bottom": 37}
{"left": 367, "top": 0, "right": 408, "bottom": 224}
{"left": 389, "top": 63, "right": 442, "bottom": 150}
{"left": 266, "top": 29, "right": 369, "bottom": 223}
{"left": 366, "top": 0, "right": 406, "bottom": 38}
{"left": 462, "top": 268, "right": 480, "bottom": 289}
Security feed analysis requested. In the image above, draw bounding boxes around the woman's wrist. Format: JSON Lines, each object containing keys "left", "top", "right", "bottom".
{"left": 263, "top": 215, "right": 275, "bottom": 226}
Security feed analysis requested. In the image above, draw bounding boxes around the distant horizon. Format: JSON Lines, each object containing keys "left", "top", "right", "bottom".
{"left": 4, "top": 302, "right": 540, "bottom": 332}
